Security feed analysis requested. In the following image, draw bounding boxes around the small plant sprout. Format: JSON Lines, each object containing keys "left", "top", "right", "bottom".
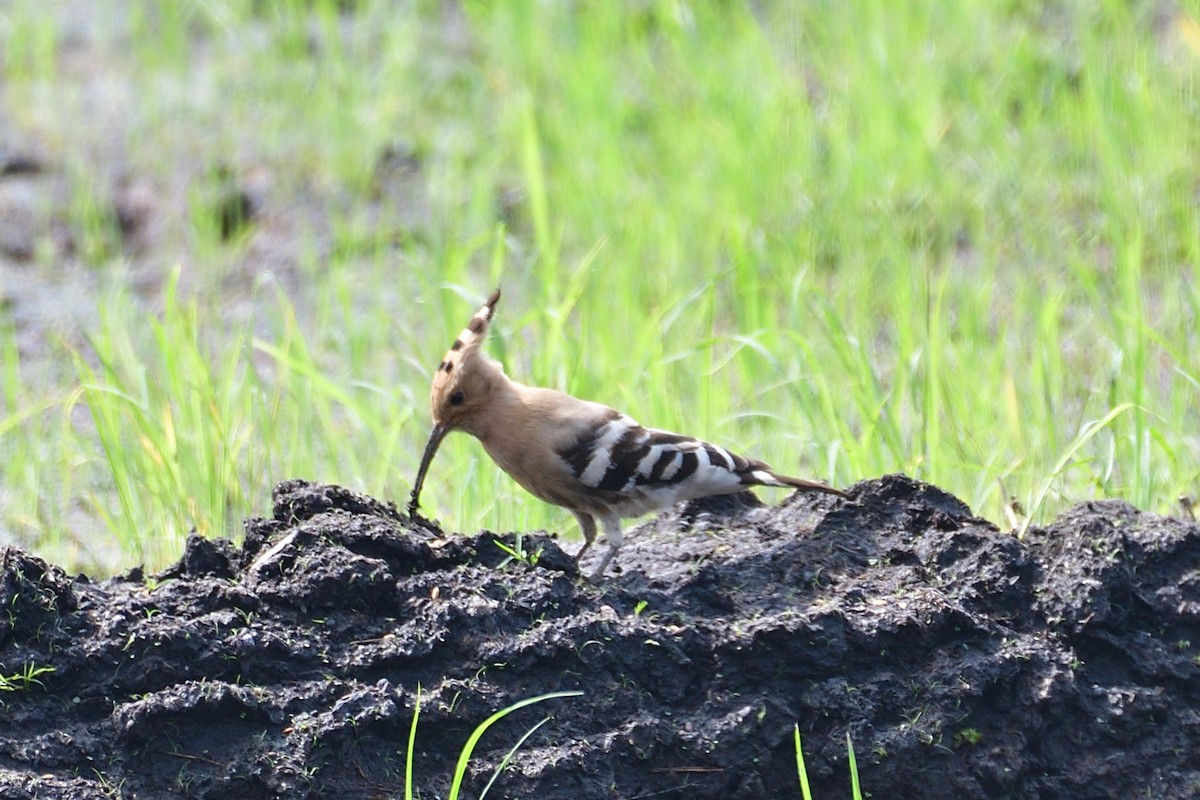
{"left": 493, "top": 533, "right": 543, "bottom": 568}
{"left": 0, "top": 663, "right": 55, "bottom": 692}
{"left": 955, "top": 728, "right": 983, "bottom": 747}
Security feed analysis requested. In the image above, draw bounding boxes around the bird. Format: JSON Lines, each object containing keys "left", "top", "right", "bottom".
{"left": 407, "top": 288, "right": 847, "bottom": 579}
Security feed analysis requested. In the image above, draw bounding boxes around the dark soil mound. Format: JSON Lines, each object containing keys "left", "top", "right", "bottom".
{"left": 1, "top": 476, "right": 1197, "bottom": 799}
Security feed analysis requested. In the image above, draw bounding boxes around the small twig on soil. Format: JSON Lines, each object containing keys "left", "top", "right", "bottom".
{"left": 161, "top": 750, "right": 224, "bottom": 768}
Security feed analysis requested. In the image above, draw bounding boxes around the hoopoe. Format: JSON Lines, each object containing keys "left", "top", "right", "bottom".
{"left": 408, "top": 289, "right": 847, "bottom": 579}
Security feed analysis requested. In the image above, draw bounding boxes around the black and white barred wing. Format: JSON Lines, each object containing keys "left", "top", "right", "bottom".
{"left": 557, "top": 412, "right": 785, "bottom": 502}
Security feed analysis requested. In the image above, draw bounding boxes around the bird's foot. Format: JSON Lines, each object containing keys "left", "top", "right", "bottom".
{"left": 587, "top": 547, "right": 618, "bottom": 582}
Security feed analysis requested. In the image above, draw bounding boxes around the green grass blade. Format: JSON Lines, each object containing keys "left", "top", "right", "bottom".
{"left": 478, "top": 715, "right": 552, "bottom": 800}
{"left": 847, "top": 732, "right": 862, "bottom": 800}
{"left": 1021, "top": 403, "right": 1137, "bottom": 537}
{"left": 794, "top": 724, "right": 813, "bottom": 800}
{"left": 447, "top": 690, "right": 582, "bottom": 800}
{"left": 404, "top": 684, "right": 421, "bottom": 800}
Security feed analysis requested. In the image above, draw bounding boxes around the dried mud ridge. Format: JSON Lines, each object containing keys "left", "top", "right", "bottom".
{"left": 1, "top": 476, "right": 1198, "bottom": 799}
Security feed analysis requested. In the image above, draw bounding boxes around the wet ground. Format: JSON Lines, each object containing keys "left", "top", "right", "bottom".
{"left": 1, "top": 474, "right": 1197, "bottom": 799}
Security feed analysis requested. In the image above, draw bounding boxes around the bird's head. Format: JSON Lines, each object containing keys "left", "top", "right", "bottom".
{"left": 409, "top": 288, "right": 502, "bottom": 516}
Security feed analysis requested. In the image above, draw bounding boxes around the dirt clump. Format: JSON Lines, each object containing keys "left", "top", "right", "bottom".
{"left": 0, "top": 475, "right": 1197, "bottom": 799}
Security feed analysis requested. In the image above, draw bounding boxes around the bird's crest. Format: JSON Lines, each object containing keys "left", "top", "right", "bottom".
{"left": 432, "top": 288, "right": 499, "bottom": 382}
{"left": 429, "top": 288, "right": 501, "bottom": 423}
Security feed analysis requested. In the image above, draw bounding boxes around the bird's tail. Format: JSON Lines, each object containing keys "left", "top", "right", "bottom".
{"left": 751, "top": 469, "right": 848, "bottom": 498}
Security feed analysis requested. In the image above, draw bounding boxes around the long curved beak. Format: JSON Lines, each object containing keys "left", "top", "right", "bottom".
{"left": 408, "top": 422, "right": 449, "bottom": 517}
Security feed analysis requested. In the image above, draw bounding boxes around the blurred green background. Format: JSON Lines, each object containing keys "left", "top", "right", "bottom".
{"left": 1, "top": 0, "right": 1197, "bottom": 573}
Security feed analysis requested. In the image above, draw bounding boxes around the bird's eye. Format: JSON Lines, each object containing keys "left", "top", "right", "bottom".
{"left": 450, "top": 390, "right": 466, "bottom": 406}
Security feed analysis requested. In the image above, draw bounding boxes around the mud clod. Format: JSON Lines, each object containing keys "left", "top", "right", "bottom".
{"left": 1, "top": 476, "right": 1197, "bottom": 798}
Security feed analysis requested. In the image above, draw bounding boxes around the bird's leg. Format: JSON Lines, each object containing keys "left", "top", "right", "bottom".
{"left": 572, "top": 511, "right": 597, "bottom": 565}
{"left": 588, "top": 514, "right": 624, "bottom": 581}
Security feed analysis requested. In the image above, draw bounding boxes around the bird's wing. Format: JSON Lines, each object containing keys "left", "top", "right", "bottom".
{"left": 556, "top": 413, "right": 771, "bottom": 499}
